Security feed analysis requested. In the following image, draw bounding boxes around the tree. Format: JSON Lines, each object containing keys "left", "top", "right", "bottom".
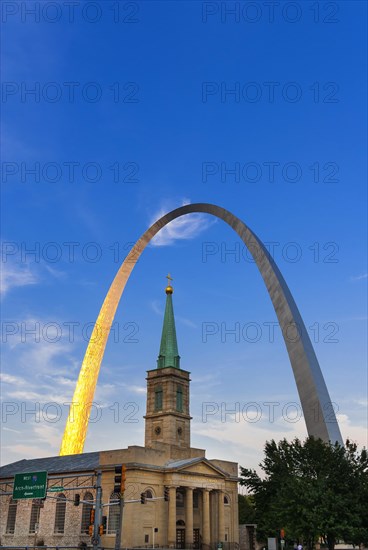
{"left": 240, "top": 437, "right": 368, "bottom": 550}
{"left": 238, "top": 494, "right": 256, "bottom": 524}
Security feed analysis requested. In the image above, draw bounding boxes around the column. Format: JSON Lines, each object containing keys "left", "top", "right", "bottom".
{"left": 185, "top": 487, "right": 194, "bottom": 546}
{"left": 202, "top": 489, "right": 210, "bottom": 546}
{"left": 218, "top": 491, "right": 225, "bottom": 542}
{"left": 168, "top": 486, "right": 177, "bottom": 547}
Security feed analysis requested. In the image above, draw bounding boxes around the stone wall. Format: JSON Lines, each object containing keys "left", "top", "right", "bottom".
{"left": 239, "top": 524, "right": 259, "bottom": 550}
{"left": 0, "top": 491, "right": 94, "bottom": 547}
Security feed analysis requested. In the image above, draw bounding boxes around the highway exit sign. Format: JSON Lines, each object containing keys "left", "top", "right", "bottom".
{"left": 13, "top": 471, "right": 47, "bottom": 499}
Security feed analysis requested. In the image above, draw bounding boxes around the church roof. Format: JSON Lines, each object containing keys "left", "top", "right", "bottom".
{"left": 0, "top": 451, "right": 99, "bottom": 479}
{"left": 0, "top": 452, "right": 236, "bottom": 480}
{"left": 165, "top": 456, "right": 203, "bottom": 468}
{"left": 157, "top": 278, "right": 180, "bottom": 369}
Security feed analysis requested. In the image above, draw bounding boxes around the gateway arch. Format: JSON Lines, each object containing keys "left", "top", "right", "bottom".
{"left": 60, "top": 203, "right": 343, "bottom": 456}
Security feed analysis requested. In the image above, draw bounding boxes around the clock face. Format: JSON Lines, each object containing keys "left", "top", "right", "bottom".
{"left": 155, "top": 426, "right": 161, "bottom": 435}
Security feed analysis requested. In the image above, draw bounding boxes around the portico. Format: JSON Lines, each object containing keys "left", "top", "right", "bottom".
{"left": 166, "top": 483, "right": 232, "bottom": 549}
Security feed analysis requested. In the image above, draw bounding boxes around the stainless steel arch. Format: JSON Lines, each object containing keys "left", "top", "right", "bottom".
{"left": 60, "top": 203, "right": 343, "bottom": 455}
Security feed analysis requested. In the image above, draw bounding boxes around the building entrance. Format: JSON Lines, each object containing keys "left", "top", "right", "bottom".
{"left": 176, "top": 528, "right": 185, "bottom": 548}
{"left": 193, "top": 528, "right": 200, "bottom": 549}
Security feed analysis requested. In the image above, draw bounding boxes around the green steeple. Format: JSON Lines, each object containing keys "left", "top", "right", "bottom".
{"left": 157, "top": 275, "right": 180, "bottom": 369}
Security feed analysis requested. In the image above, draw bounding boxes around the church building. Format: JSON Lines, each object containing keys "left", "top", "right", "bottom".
{"left": 0, "top": 279, "right": 240, "bottom": 549}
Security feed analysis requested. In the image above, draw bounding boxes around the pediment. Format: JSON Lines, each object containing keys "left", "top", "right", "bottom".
{"left": 184, "top": 462, "right": 225, "bottom": 476}
{"left": 168, "top": 458, "right": 227, "bottom": 477}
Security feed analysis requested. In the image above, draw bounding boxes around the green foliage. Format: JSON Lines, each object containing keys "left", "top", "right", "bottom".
{"left": 239, "top": 438, "right": 368, "bottom": 550}
{"left": 238, "top": 494, "right": 256, "bottom": 524}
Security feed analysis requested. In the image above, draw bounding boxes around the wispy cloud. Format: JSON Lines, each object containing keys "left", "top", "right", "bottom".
{"left": 192, "top": 411, "right": 308, "bottom": 471}
{"left": 124, "top": 384, "right": 146, "bottom": 395}
{"left": 337, "top": 414, "right": 368, "bottom": 447}
{"left": 43, "top": 375, "right": 76, "bottom": 388}
{"left": 150, "top": 300, "right": 163, "bottom": 316}
{"left": 0, "top": 262, "right": 38, "bottom": 296}
{"left": 150, "top": 300, "right": 197, "bottom": 328}
{"left": 350, "top": 273, "right": 368, "bottom": 282}
{"left": 1, "top": 316, "right": 79, "bottom": 404}
{"left": 20, "top": 340, "right": 75, "bottom": 374}
{"left": 2, "top": 427, "right": 21, "bottom": 434}
{"left": 0, "top": 372, "right": 27, "bottom": 385}
{"left": 150, "top": 199, "right": 216, "bottom": 247}
{"left": 6, "top": 389, "right": 45, "bottom": 401}
{"left": 1, "top": 444, "right": 51, "bottom": 460}
{"left": 178, "top": 316, "right": 198, "bottom": 329}
{"left": 1, "top": 424, "right": 64, "bottom": 461}
{"left": 0, "top": 258, "right": 66, "bottom": 297}
{"left": 33, "top": 424, "right": 63, "bottom": 448}
{"left": 44, "top": 265, "right": 66, "bottom": 280}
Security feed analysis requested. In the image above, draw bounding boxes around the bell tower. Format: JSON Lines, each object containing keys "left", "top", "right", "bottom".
{"left": 144, "top": 275, "right": 191, "bottom": 449}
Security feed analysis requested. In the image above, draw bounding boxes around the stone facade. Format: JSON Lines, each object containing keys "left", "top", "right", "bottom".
{"left": 0, "top": 496, "right": 94, "bottom": 548}
{"left": 0, "top": 471, "right": 96, "bottom": 548}
{"left": 100, "top": 447, "right": 239, "bottom": 548}
{"left": 0, "top": 446, "right": 239, "bottom": 549}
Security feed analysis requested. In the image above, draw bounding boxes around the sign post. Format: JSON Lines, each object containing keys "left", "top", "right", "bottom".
{"left": 13, "top": 472, "right": 47, "bottom": 500}
{"left": 48, "top": 486, "right": 64, "bottom": 493}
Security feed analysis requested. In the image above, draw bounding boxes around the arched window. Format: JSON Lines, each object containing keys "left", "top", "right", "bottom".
{"left": 176, "top": 385, "right": 183, "bottom": 412}
{"left": 143, "top": 489, "right": 153, "bottom": 500}
{"left": 54, "top": 493, "right": 66, "bottom": 534}
{"left": 108, "top": 492, "right": 120, "bottom": 534}
{"left": 29, "top": 499, "right": 42, "bottom": 533}
{"left": 81, "top": 492, "right": 93, "bottom": 534}
{"left": 6, "top": 498, "right": 17, "bottom": 534}
{"left": 224, "top": 495, "right": 230, "bottom": 505}
{"left": 154, "top": 386, "right": 163, "bottom": 411}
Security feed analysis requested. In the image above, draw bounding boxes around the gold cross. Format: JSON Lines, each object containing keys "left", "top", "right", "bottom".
{"left": 166, "top": 273, "right": 173, "bottom": 284}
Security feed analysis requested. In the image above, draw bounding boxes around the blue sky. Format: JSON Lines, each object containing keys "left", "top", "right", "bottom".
{"left": 1, "top": 0, "right": 367, "bottom": 471}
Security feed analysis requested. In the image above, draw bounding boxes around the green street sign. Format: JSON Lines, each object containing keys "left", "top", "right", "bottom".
{"left": 48, "top": 486, "right": 64, "bottom": 492}
{"left": 13, "top": 471, "right": 48, "bottom": 499}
